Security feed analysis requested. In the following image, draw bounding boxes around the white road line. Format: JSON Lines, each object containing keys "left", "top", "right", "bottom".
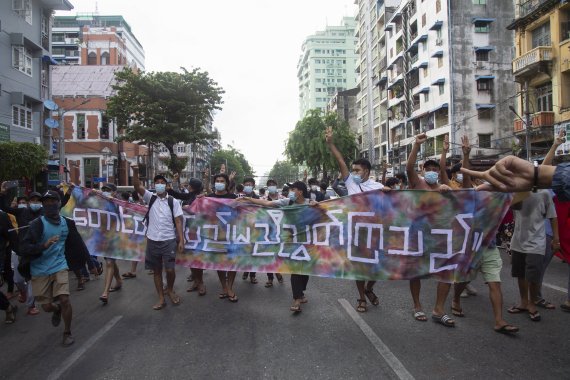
{"left": 338, "top": 299, "right": 415, "bottom": 380}
{"left": 543, "top": 282, "right": 567, "bottom": 294}
{"left": 47, "top": 315, "right": 123, "bottom": 380}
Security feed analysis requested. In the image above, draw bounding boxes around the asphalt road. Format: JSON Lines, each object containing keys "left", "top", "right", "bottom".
{"left": 1, "top": 250, "right": 569, "bottom": 380}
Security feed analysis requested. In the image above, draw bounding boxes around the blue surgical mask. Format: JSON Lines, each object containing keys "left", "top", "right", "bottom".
{"left": 215, "top": 182, "right": 226, "bottom": 192}
{"left": 102, "top": 191, "right": 112, "bottom": 197}
{"left": 352, "top": 174, "right": 362, "bottom": 184}
{"left": 128, "top": 197, "right": 134, "bottom": 203}
{"left": 394, "top": 185, "right": 401, "bottom": 190}
{"left": 455, "top": 174, "right": 464, "bottom": 183}
{"left": 18, "top": 204, "right": 27, "bottom": 209}
{"left": 424, "top": 171, "right": 439, "bottom": 185}
{"left": 155, "top": 184, "right": 166, "bottom": 194}
{"left": 243, "top": 185, "right": 253, "bottom": 194}
{"left": 267, "top": 186, "right": 277, "bottom": 194}
{"left": 30, "top": 203, "right": 42, "bottom": 212}
{"left": 288, "top": 192, "right": 297, "bottom": 201}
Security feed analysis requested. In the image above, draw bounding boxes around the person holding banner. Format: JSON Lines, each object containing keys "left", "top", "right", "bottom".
{"left": 208, "top": 173, "right": 239, "bottom": 302}
{"left": 133, "top": 168, "right": 185, "bottom": 311}
{"left": 406, "top": 133, "right": 455, "bottom": 327}
{"left": 325, "top": 126, "right": 384, "bottom": 314}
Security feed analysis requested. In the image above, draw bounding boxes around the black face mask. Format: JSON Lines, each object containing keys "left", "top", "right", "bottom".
{"left": 43, "top": 203, "right": 60, "bottom": 221}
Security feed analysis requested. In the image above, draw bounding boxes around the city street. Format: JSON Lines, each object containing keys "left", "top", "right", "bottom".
{"left": 1, "top": 250, "right": 569, "bottom": 380}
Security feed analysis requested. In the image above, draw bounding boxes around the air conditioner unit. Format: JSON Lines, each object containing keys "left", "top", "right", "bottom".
{"left": 436, "top": 38, "right": 443, "bottom": 46}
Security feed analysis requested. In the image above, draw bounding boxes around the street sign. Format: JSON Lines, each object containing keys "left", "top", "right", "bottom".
{"left": 0, "top": 123, "right": 9, "bottom": 142}
{"left": 93, "top": 177, "right": 107, "bottom": 183}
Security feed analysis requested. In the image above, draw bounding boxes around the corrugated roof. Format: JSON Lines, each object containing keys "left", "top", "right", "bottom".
{"left": 52, "top": 65, "right": 124, "bottom": 97}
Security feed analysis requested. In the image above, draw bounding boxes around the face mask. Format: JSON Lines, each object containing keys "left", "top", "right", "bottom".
{"left": 352, "top": 174, "right": 362, "bottom": 185}
{"left": 128, "top": 197, "right": 134, "bottom": 203}
{"left": 215, "top": 182, "right": 226, "bottom": 192}
{"left": 394, "top": 185, "right": 401, "bottom": 190}
{"left": 30, "top": 203, "right": 42, "bottom": 212}
{"left": 18, "top": 204, "right": 27, "bottom": 209}
{"left": 102, "top": 191, "right": 112, "bottom": 197}
{"left": 455, "top": 174, "right": 464, "bottom": 183}
{"left": 267, "top": 186, "right": 277, "bottom": 194}
{"left": 155, "top": 184, "right": 166, "bottom": 194}
{"left": 288, "top": 192, "right": 297, "bottom": 202}
{"left": 43, "top": 203, "right": 60, "bottom": 217}
{"left": 424, "top": 171, "right": 439, "bottom": 185}
{"left": 243, "top": 185, "right": 253, "bottom": 194}
{"left": 311, "top": 185, "right": 319, "bottom": 192}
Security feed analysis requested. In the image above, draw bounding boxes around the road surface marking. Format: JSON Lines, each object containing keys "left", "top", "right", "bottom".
{"left": 543, "top": 282, "right": 567, "bottom": 293}
{"left": 338, "top": 299, "right": 415, "bottom": 380}
{"left": 47, "top": 315, "right": 123, "bottom": 380}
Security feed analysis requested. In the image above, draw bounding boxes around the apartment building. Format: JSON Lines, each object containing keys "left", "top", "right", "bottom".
{"left": 508, "top": 0, "right": 570, "bottom": 159}
{"left": 384, "top": 0, "right": 515, "bottom": 173}
{"left": 327, "top": 87, "right": 360, "bottom": 134}
{"left": 297, "top": 17, "right": 359, "bottom": 117}
{"left": 52, "top": 14, "right": 145, "bottom": 69}
{"left": 0, "top": 0, "right": 73, "bottom": 146}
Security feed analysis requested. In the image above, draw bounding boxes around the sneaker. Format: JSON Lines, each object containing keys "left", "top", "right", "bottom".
{"left": 51, "top": 304, "right": 62, "bottom": 327}
{"left": 27, "top": 306, "right": 40, "bottom": 316}
{"left": 62, "top": 332, "right": 75, "bottom": 347}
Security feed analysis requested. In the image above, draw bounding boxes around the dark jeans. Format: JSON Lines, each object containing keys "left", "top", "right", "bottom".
{"left": 0, "top": 291, "right": 9, "bottom": 311}
{"left": 3, "top": 251, "right": 14, "bottom": 293}
{"left": 243, "top": 272, "right": 256, "bottom": 278}
{"left": 291, "top": 274, "right": 309, "bottom": 299}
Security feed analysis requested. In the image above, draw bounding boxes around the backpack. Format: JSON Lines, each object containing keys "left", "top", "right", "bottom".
{"left": 143, "top": 194, "right": 176, "bottom": 227}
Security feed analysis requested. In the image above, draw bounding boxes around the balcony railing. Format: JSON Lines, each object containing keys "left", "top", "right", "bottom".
{"left": 517, "top": 0, "right": 557, "bottom": 19}
{"left": 512, "top": 46, "right": 552, "bottom": 76}
{"left": 513, "top": 111, "right": 555, "bottom": 132}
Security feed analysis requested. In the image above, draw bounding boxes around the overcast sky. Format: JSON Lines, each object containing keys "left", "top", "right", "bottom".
{"left": 57, "top": 0, "right": 356, "bottom": 177}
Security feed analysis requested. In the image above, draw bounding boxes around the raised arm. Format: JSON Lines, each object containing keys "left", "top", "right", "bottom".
{"left": 237, "top": 197, "right": 278, "bottom": 207}
{"left": 131, "top": 166, "right": 146, "bottom": 197}
{"left": 461, "top": 135, "right": 472, "bottom": 189}
{"left": 406, "top": 133, "right": 427, "bottom": 189}
{"left": 543, "top": 129, "right": 565, "bottom": 166}
{"left": 439, "top": 134, "right": 450, "bottom": 185}
{"left": 325, "top": 126, "right": 349, "bottom": 180}
{"left": 381, "top": 161, "right": 388, "bottom": 185}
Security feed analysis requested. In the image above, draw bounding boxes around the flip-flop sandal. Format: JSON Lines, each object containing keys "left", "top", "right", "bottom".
{"left": 356, "top": 299, "right": 367, "bottom": 313}
{"left": 121, "top": 273, "right": 136, "bottom": 279}
{"left": 365, "top": 289, "right": 380, "bottom": 306}
{"left": 228, "top": 294, "right": 239, "bottom": 303}
{"left": 451, "top": 306, "right": 465, "bottom": 317}
{"left": 265, "top": 281, "right": 273, "bottom": 288}
{"left": 413, "top": 310, "right": 428, "bottom": 321}
{"left": 218, "top": 293, "right": 228, "bottom": 299}
{"left": 250, "top": 277, "right": 258, "bottom": 284}
{"left": 494, "top": 324, "right": 519, "bottom": 334}
{"left": 276, "top": 274, "right": 284, "bottom": 284}
{"left": 290, "top": 304, "right": 301, "bottom": 313}
{"left": 99, "top": 295, "right": 108, "bottom": 305}
{"left": 300, "top": 297, "right": 308, "bottom": 304}
{"left": 169, "top": 294, "right": 181, "bottom": 305}
{"left": 535, "top": 299, "right": 555, "bottom": 309}
{"left": 198, "top": 285, "right": 207, "bottom": 296}
{"left": 153, "top": 302, "right": 167, "bottom": 310}
{"left": 529, "top": 311, "right": 541, "bottom": 322}
{"left": 432, "top": 314, "right": 455, "bottom": 327}
{"left": 187, "top": 284, "right": 199, "bottom": 292}
{"left": 507, "top": 306, "right": 528, "bottom": 314}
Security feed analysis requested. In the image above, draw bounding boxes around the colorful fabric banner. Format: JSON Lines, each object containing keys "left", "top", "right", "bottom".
{"left": 61, "top": 187, "right": 512, "bottom": 282}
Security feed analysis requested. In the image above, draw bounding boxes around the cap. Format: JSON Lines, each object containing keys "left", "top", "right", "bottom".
{"left": 287, "top": 181, "right": 308, "bottom": 196}
{"left": 101, "top": 183, "right": 117, "bottom": 192}
{"left": 28, "top": 191, "right": 42, "bottom": 200}
{"left": 41, "top": 190, "right": 60, "bottom": 202}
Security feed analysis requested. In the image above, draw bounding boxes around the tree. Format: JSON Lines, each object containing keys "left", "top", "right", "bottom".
{"left": 0, "top": 142, "right": 48, "bottom": 181}
{"left": 210, "top": 147, "right": 254, "bottom": 185}
{"left": 268, "top": 160, "right": 300, "bottom": 186}
{"left": 285, "top": 109, "right": 357, "bottom": 180}
{"left": 107, "top": 67, "right": 224, "bottom": 174}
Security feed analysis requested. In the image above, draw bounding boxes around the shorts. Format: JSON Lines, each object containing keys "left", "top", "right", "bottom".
{"left": 511, "top": 250, "right": 543, "bottom": 283}
{"left": 145, "top": 238, "right": 177, "bottom": 271}
{"left": 477, "top": 247, "right": 503, "bottom": 283}
{"left": 31, "top": 270, "right": 70, "bottom": 305}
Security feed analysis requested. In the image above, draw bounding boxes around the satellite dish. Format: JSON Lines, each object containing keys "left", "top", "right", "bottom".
{"left": 43, "top": 100, "right": 59, "bottom": 111}
{"left": 44, "top": 118, "right": 59, "bottom": 129}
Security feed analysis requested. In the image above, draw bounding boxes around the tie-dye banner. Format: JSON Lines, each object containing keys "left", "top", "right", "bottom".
{"left": 61, "top": 187, "right": 512, "bottom": 282}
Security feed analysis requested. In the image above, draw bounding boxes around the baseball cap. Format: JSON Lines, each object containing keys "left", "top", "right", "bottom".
{"left": 29, "top": 191, "right": 42, "bottom": 201}
{"left": 41, "top": 190, "right": 60, "bottom": 202}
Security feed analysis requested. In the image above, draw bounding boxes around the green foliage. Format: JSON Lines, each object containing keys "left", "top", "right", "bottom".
{"left": 210, "top": 147, "right": 254, "bottom": 185}
{"left": 107, "top": 67, "right": 224, "bottom": 173}
{"left": 159, "top": 156, "right": 189, "bottom": 175}
{"left": 0, "top": 142, "right": 48, "bottom": 181}
{"left": 285, "top": 110, "right": 357, "bottom": 179}
{"left": 267, "top": 160, "right": 300, "bottom": 186}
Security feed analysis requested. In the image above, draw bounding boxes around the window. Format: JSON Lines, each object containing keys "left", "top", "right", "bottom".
{"left": 177, "top": 145, "right": 186, "bottom": 153}
{"left": 12, "top": 46, "right": 32, "bottom": 76}
{"left": 536, "top": 83, "right": 553, "bottom": 112}
{"left": 424, "top": 93, "right": 429, "bottom": 102}
{"left": 100, "top": 115, "right": 110, "bottom": 139}
{"left": 438, "top": 57, "right": 443, "bottom": 67}
{"left": 476, "top": 50, "right": 489, "bottom": 61}
{"left": 101, "top": 52, "right": 110, "bottom": 65}
{"left": 473, "top": 0, "right": 486, "bottom": 4}
{"left": 436, "top": 0, "right": 441, "bottom": 13}
{"left": 532, "top": 22, "right": 551, "bottom": 48}
{"left": 477, "top": 79, "right": 493, "bottom": 91}
{"left": 438, "top": 84, "right": 445, "bottom": 95}
{"left": 77, "top": 113, "right": 86, "bottom": 139}
{"left": 422, "top": 14, "right": 426, "bottom": 27}
{"left": 13, "top": 0, "right": 32, "bottom": 24}
{"left": 12, "top": 102, "right": 32, "bottom": 130}
{"left": 474, "top": 23, "right": 490, "bottom": 33}
{"left": 423, "top": 67, "right": 429, "bottom": 77}
{"left": 478, "top": 134, "right": 492, "bottom": 149}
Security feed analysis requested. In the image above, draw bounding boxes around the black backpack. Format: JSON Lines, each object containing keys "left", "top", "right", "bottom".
{"left": 143, "top": 194, "right": 176, "bottom": 227}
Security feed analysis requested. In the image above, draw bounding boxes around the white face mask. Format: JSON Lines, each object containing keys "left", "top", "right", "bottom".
{"left": 267, "top": 186, "right": 277, "bottom": 194}
{"left": 311, "top": 185, "right": 319, "bottom": 192}
{"left": 455, "top": 174, "right": 464, "bottom": 183}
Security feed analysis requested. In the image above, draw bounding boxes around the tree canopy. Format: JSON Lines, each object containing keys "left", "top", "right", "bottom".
{"left": 0, "top": 142, "right": 48, "bottom": 181}
{"left": 107, "top": 67, "right": 224, "bottom": 173}
{"left": 267, "top": 160, "right": 301, "bottom": 186}
{"left": 285, "top": 109, "right": 357, "bottom": 180}
{"left": 210, "top": 146, "right": 254, "bottom": 185}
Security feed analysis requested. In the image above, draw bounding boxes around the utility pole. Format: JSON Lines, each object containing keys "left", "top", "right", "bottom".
{"left": 58, "top": 107, "right": 65, "bottom": 181}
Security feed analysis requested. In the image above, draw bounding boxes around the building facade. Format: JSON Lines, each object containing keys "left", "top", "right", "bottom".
{"left": 383, "top": 0, "right": 515, "bottom": 173}
{"left": 327, "top": 87, "right": 360, "bottom": 134}
{"left": 52, "top": 14, "right": 145, "bottom": 69}
{"left": 508, "top": 0, "right": 570, "bottom": 159}
{"left": 297, "top": 17, "right": 358, "bottom": 117}
{"left": 0, "top": 0, "right": 73, "bottom": 147}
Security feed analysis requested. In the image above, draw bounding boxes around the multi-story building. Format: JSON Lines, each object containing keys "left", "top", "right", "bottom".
{"left": 52, "top": 14, "right": 145, "bottom": 69}
{"left": 354, "top": 0, "right": 399, "bottom": 175}
{"left": 384, "top": 0, "right": 515, "bottom": 173}
{"left": 327, "top": 87, "right": 360, "bottom": 134}
{"left": 508, "top": 0, "right": 570, "bottom": 159}
{"left": 297, "top": 17, "right": 358, "bottom": 117}
{"left": 0, "top": 0, "right": 73, "bottom": 146}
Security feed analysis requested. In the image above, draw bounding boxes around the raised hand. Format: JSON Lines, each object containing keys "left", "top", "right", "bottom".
{"left": 461, "top": 135, "right": 471, "bottom": 156}
{"left": 461, "top": 156, "right": 534, "bottom": 192}
{"left": 325, "top": 126, "right": 333, "bottom": 144}
{"left": 229, "top": 171, "right": 236, "bottom": 181}
{"left": 443, "top": 134, "right": 450, "bottom": 151}
{"left": 554, "top": 129, "right": 566, "bottom": 147}
{"left": 415, "top": 133, "right": 427, "bottom": 145}
{"left": 220, "top": 163, "right": 226, "bottom": 174}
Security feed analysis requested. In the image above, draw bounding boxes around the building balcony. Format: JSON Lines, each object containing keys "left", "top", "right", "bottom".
{"left": 514, "top": 111, "right": 555, "bottom": 133}
{"left": 512, "top": 46, "right": 552, "bottom": 79}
